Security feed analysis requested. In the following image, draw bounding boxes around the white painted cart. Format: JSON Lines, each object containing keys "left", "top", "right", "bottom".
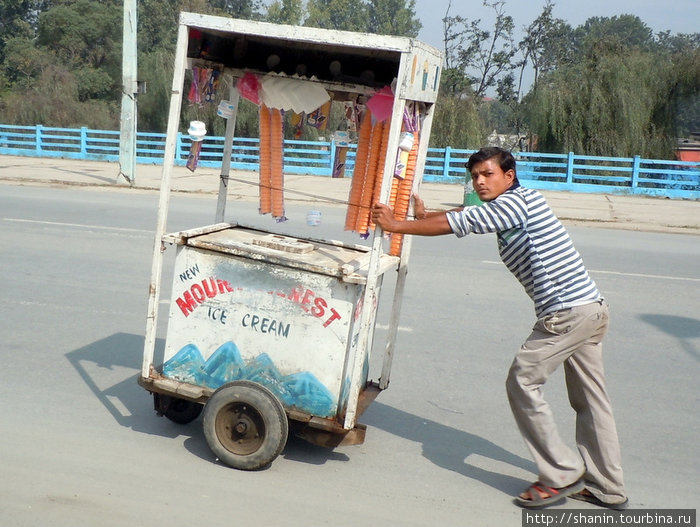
{"left": 139, "top": 12, "right": 442, "bottom": 470}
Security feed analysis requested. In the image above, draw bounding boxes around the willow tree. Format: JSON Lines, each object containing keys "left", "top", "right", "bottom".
{"left": 430, "top": 94, "right": 485, "bottom": 149}
{"left": 525, "top": 14, "right": 700, "bottom": 159}
{"left": 525, "top": 46, "right": 681, "bottom": 158}
{"left": 658, "top": 32, "right": 700, "bottom": 138}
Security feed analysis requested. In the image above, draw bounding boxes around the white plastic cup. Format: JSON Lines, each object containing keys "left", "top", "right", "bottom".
{"left": 333, "top": 130, "right": 350, "bottom": 147}
{"left": 217, "top": 100, "right": 235, "bottom": 118}
{"left": 399, "top": 132, "right": 414, "bottom": 151}
{"left": 307, "top": 210, "right": 321, "bottom": 226}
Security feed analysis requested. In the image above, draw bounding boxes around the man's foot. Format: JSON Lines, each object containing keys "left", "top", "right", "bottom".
{"left": 570, "top": 489, "right": 629, "bottom": 510}
{"left": 514, "top": 479, "right": 585, "bottom": 509}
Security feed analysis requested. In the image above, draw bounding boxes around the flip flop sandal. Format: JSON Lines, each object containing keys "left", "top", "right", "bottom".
{"left": 570, "top": 490, "right": 629, "bottom": 510}
{"left": 514, "top": 479, "right": 585, "bottom": 509}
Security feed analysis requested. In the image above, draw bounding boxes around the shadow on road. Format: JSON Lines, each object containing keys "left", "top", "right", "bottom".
{"left": 65, "top": 332, "right": 357, "bottom": 468}
{"left": 65, "top": 332, "right": 535, "bottom": 485}
{"left": 362, "top": 401, "right": 536, "bottom": 496}
{"left": 639, "top": 314, "right": 700, "bottom": 361}
{"left": 65, "top": 332, "right": 184, "bottom": 436}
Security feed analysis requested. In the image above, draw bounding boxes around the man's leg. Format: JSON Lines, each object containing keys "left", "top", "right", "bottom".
{"left": 506, "top": 304, "right": 605, "bottom": 488}
{"left": 564, "top": 303, "right": 626, "bottom": 504}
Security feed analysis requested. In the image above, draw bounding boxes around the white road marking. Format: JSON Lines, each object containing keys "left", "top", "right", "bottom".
{"left": 374, "top": 323, "right": 413, "bottom": 332}
{"left": 482, "top": 260, "right": 700, "bottom": 282}
{"left": 2, "top": 217, "right": 151, "bottom": 234}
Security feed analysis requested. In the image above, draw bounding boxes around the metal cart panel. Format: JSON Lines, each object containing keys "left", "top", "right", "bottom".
{"left": 161, "top": 225, "right": 388, "bottom": 420}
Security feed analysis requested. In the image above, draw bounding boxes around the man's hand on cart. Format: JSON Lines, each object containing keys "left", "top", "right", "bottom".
{"left": 372, "top": 195, "right": 454, "bottom": 237}
{"left": 372, "top": 194, "right": 424, "bottom": 232}
{"left": 412, "top": 194, "right": 427, "bottom": 220}
{"left": 371, "top": 202, "right": 398, "bottom": 232}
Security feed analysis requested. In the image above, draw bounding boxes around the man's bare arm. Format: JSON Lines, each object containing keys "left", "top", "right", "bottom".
{"left": 371, "top": 202, "right": 453, "bottom": 236}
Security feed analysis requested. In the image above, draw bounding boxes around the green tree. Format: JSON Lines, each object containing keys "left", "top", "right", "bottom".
{"left": 518, "top": 0, "right": 572, "bottom": 91}
{"left": 523, "top": 15, "right": 700, "bottom": 158}
{"left": 479, "top": 97, "right": 518, "bottom": 136}
{"left": 209, "top": 0, "right": 264, "bottom": 20}
{"left": 572, "top": 15, "right": 655, "bottom": 59}
{"left": 37, "top": 0, "right": 122, "bottom": 100}
{"left": 1, "top": 35, "right": 50, "bottom": 86}
{"left": 1, "top": 61, "right": 118, "bottom": 128}
{"left": 0, "top": 0, "right": 123, "bottom": 126}
{"left": 439, "top": 0, "right": 517, "bottom": 148}
{"left": 0, "top": 0, "right": 51, "bottom": 62}
{"left": 526, "top": 49, "right": 677, "bottom": 157}
{"left": 367, "top": 0, "right": 421, "bottom": 37}
{"left": 138, "top": 0, "right": 181, "bottom": 54}
{"left": 440, "top": 2, "right": 472, "bottom": 98}
{"left": 305, "top": 0, "right": 369, "bottom": 32}
{"left": 657, "top": 31, "right": 700, "bottom": 54}
{"left": 487, "top": 2, "right": 573, "bottom": 148}
{"left": 179, "top": 0, "right": 218, "bottom": 15}
{"left": 265, "top": 0, "right": 304, "bottom": 25}
{"left": 137, "top": 49, "right": 174, "bottom": 132}
{"left": 430, "top": 94, "right": 485, "bottom": 149}
{"left": 657, "top": 33, "right": 700, "bottom": 137}
{"left": 443, "top": 0, "right": 517, "bottom": 99}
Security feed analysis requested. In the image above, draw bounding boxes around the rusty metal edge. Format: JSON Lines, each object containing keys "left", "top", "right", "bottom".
{"left": 137, "top": 373, "right": 214, "bottom": 403}
{"left": 293, "top": 422, "right": 367, "bottom": 448}
{"left": 138, "top": 374, "right": 382, "bottom": 446}
{"left": 162, "top": 222, "right": 236, "bottom": 245}
{"left": 287, "top": 382, "right": 382, "bottom": 447}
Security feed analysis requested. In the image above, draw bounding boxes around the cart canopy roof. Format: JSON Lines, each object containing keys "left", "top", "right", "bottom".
{"left": 181, "top": 12, "right": 443, "bottom": 100}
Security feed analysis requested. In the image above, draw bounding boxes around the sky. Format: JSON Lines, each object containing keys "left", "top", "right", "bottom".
{"left": 414, "top": 0, "right": 700, "bottom": 51}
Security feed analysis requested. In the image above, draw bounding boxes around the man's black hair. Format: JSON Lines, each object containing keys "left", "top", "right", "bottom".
{"left": 466, "top": 147, "right": 518, "bottom": 181}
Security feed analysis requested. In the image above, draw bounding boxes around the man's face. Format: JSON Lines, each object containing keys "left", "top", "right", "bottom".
{"left": 470, "top": 158, "right": 515, "bottom": 202}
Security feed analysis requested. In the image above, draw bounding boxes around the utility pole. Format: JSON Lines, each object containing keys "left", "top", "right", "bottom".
{"left": 119, "top": 0, "right": 138, "bottom": 185}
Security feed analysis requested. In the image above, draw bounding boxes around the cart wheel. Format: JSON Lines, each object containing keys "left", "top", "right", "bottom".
{"left": 203, "top": 381, "right": 288, "bottom": 470}
{"left": 155, "top": 393, "right": 203, "bottom": 425}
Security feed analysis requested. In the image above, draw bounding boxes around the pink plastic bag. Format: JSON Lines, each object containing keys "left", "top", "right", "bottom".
{"left": 237, "top": 72, "right": 262, "bottom": 105}
{"left": 366, "top": 85, "right": 394, "bottom": 122}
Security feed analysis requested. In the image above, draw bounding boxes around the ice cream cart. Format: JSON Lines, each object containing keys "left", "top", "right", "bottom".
{"left": 138, "top": 12, "right": 443, "bottom": 470}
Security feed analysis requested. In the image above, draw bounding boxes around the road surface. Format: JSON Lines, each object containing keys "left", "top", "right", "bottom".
{"left": 1, "top": 184, "right": 697, "bottom": 526}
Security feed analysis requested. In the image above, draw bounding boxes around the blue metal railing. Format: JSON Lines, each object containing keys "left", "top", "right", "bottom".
{"left": 0, "top": 124, "right": 697, "bottom": 199}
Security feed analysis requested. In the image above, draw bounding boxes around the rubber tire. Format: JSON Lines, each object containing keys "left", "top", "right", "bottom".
{"left": 158, "top": 394, "right": 203, "bottom": 424}
{"left": 202, "top": 381, "right": 288, "bottom": 470}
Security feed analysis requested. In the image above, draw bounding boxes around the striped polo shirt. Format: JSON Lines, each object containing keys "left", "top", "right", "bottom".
{"left": 446, "top": 184, "right": 600, "bottom": 317}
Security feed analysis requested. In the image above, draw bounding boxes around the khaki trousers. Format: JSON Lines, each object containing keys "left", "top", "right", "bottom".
{"left": 506, "top": 300, "right": 626, "bottom": 504}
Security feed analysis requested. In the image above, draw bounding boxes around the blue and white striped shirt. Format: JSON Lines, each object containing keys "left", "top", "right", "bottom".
{"left": 446, "top": 185, "right": 600, "bottom": 317}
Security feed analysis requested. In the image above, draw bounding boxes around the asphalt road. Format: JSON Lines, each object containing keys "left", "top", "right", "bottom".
{"left": 1, "top": 184, "right": 698, "bottom": 527}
